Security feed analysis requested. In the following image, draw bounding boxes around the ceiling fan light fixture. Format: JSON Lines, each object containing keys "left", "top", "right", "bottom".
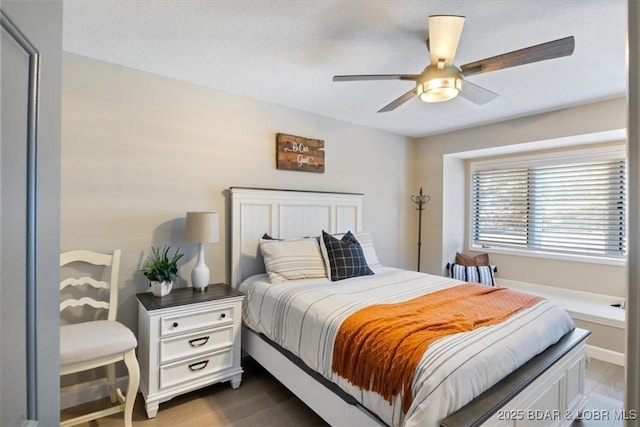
{"left": 417, "top": 77, "right": 461, "bottom": 103}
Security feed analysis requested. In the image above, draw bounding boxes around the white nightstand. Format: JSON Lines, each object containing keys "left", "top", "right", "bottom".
{"left": 136, "top": 284, "right": 245, "bottom": 418}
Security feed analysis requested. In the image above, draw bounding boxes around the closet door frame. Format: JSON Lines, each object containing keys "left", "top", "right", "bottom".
{"left": 1, "top": 9, "right": 40, "bottom": 421}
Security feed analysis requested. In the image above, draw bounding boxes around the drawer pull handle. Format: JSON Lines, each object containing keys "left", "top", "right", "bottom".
{"left": 220, "top": 313, "right": 226, "bottom": 319}
{"left": 188, "top": 360, "right": 209, "bottom": 372}
{"left": 172, "top": 322, "right": 179, "bottom": 328}
{"left": 188, "top": 336, "right": 210, "bottom": 347}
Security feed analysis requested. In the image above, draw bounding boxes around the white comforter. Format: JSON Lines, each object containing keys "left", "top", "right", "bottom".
{"left": 239, "top": 266, "right": 575, "bottom": 427}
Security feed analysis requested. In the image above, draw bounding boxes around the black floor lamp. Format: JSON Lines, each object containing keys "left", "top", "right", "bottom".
{"left": 411, "top": 187, "right": 430, "bottom": 272}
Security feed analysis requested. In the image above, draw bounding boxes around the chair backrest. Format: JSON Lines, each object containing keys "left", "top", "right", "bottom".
{"left": 60, "top": 249, "right": 121, "bottom": 322}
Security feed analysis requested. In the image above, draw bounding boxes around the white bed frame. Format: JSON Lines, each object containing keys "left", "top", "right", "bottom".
{"left": 229, "top": 187, "right": 589, "bottom": 427}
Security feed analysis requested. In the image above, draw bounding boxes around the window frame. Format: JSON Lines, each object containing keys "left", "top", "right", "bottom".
{"left": 467, "top": 145, "right": 627, "bottom": 266}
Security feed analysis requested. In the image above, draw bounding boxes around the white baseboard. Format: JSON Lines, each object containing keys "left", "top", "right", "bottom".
{"left": 586, "top": 344, "right": 625, "bottom": 366}
{"left": 60, "top": 376, "right": 128, "bottom": 409}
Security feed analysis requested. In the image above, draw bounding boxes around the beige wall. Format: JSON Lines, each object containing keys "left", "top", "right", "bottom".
{"left": 574, "top": 320, "right": 625, "bottom": 354}
{"left": 61, "top": 53, "right": 416, "bottom": 331}
{"left": 415, "top": 97, "right": 627, "bottom": 298}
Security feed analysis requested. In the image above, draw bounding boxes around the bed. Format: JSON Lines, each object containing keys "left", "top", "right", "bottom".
{"left": 228, "top": 187, "right": 589, "bottom": 427}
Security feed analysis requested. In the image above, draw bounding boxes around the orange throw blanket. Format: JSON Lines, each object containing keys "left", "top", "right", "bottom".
{"left": 332, "top": 283, "right": 543, "bottom": 412}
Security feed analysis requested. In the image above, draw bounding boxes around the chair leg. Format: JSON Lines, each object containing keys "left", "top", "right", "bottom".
{"left": 122, "top": 349, "right": 140, "bottom": 427}
{"left": 107, "top": 363, "right": 117, "bottom": 403}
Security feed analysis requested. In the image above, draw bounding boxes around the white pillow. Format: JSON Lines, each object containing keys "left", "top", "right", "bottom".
{"left": 259, "top": 238, "right": 327, "bottom": 284}
{"left": 319, "top": 231, "right": 380, "bottom": 278}
{"left": 353, "top": 231, "right": 380, "bottom": 266}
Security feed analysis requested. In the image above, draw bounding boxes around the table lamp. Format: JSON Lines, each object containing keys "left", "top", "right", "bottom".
{"left": 183, "top": 211, "right": 219, "bottom": 291}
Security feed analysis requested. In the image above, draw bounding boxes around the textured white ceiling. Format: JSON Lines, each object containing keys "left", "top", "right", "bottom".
{"left": 62, "top": 0, "right": 627, "bottom": 137}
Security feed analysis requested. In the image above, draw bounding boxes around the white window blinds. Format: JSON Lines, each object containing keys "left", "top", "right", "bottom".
{"left": 472, "top": 156, "right": 626, "bottom": 258}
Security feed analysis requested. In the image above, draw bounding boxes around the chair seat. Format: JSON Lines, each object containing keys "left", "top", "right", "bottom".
{"left": 60, "top": 320, "right": 137, "bottom": 367}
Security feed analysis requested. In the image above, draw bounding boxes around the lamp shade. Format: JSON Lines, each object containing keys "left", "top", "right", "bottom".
{"left": 183, "top": 212, "right": 220, "bottom": 243}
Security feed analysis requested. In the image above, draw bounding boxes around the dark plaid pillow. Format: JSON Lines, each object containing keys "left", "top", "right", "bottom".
{"left": 322, "top": 230, "right": 374, "bottom": 281}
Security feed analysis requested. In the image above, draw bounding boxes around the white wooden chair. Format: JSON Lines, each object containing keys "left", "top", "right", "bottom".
{"left": 60, "top": 249, "right": 140, "bottom": 427}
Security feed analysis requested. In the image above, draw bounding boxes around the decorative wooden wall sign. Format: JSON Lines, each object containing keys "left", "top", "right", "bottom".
{"left": 276, "top": 133, "right": 325, "bottom": 173}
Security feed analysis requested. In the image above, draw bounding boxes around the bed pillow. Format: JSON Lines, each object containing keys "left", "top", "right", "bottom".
{"left": 259, "top": 237, "right": 327, "bottom": 283}
{"left": 321, "top": 230, "right": 374, "bottom": 281}
{"left": 352, "top": 231, "right": 380, "bottom": 266}
{"left": 320, "top": 231, "right": 380, "bottom": 277}
{"left": 450, "top": 263, "right": 496, "bottom": 286}
{"left": 455, "top": 252, "right": 490, "bottom": 266}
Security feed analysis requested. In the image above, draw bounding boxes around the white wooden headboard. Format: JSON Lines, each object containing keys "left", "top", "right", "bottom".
{"left": 229, "top": 187, "right": 364, "bottom": 288}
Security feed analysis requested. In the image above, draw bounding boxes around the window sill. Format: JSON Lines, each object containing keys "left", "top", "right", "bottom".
{"left": 470, "top": 244, "right": 626, "bottom": 267}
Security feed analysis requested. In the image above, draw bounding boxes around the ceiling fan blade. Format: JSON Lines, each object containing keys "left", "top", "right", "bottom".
{"left": 333, "top": 74, "right": 420, "bottom": 82}
{"left": 378, "top": 88, "right": 417, "bottom": 113}
{"left": 428, "top": 15, "right": 465, "bottom": 66}
{"left": 460, "top": 36, "right": 575, "bottom": 77}
{"left": 459, "top": 80, "right": 499, "bottom": 105}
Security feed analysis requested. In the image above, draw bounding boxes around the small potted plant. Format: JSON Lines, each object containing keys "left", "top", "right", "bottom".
{"left": 141, "top": 245, "right": 184, "bottom": 297}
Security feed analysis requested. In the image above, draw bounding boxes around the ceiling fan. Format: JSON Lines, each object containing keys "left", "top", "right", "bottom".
{"left": 333, "top": 15, "right": 575, "bottom": 112}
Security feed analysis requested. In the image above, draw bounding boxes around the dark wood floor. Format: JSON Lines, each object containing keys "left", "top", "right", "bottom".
{"left": 63, "top": 357, "right": 625, "bottom": 426}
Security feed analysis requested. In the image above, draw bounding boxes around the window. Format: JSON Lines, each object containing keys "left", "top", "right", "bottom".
{"left": 470, "top": 147, "right": 626, "bottom": 261}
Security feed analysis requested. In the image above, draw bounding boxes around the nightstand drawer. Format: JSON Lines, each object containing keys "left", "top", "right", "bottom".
{"left": 160, "top": 306, "right": 233, "bottom": 336}
{"left": 160, "top": 326, "right": 233, "bottom": 363}
{"left": 159, "top": 348, "right": 233, "bottom": 389}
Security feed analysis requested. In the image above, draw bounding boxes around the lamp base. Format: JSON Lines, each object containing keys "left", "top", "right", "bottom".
{"left": 192, "top": 285, "right": 208, "bottom": 292}
{"left": 191, "top": 243, "right": 210, "bottom": 291}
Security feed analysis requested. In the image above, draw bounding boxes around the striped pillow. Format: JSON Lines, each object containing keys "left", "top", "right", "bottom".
{"left": 259, "top": 238, "right": 327, "bottom": 283}
{"left": 450, "top": 264, "right": 496, "bottom": 286}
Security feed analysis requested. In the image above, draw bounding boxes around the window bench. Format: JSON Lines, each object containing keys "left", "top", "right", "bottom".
{"left": 497, "top": 278, "right": 625, "bottom": 365}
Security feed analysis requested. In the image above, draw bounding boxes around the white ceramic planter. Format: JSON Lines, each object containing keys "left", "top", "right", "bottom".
{"left": 150, "top": 280, "right": 173, "bottom": 297}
